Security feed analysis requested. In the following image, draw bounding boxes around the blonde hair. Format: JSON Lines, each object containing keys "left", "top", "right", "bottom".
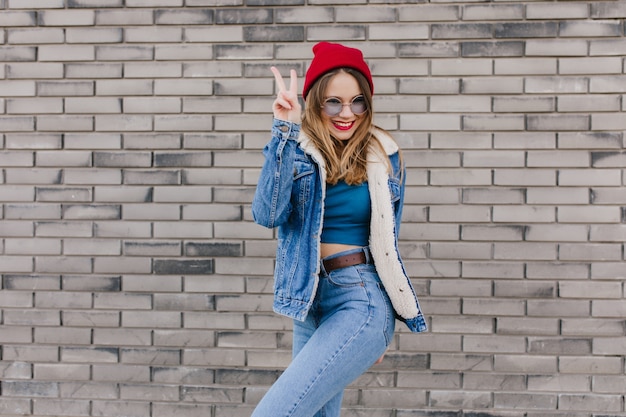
{"left": 302, "top": 68, "right": 392, "bottom": 185}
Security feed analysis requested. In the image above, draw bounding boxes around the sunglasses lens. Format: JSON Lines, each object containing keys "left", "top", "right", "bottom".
{"left": 322, "top": 97, "right": 367, "bottom": 116}
{"left": 323, "top": 99, "right": 342, "bottom": 116}
{"left": 351, "top": 97, "right": 366, "bottom": 114}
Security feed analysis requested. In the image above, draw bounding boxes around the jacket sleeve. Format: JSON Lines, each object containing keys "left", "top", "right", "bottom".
{"left": 251, "top": 119, "right": 301, "bottom": 229}
{"left": 391, "top": 152, "right": 406, "bottom": 237}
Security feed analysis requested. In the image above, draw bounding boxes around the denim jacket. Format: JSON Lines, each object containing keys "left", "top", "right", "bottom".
{"left": 252, "top": 119, "right": 427, "bottom": 333}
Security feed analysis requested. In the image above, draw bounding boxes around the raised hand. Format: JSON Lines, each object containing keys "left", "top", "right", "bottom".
{"left": 271, "top": 66, "right": 302, "bottom": 123}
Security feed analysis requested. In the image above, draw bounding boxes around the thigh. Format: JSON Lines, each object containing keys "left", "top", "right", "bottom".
{"left": 252, "top": 265, "right": 395, "bottom": 417}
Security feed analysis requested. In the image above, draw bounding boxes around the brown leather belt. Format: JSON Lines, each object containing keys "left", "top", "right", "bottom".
{"left": 322, "top": 249, "right": 372, "bottom": 273}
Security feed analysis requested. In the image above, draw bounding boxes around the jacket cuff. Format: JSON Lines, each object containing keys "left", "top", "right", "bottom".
{"left": 272, "top": 118, "right": 301, "bottom": 140}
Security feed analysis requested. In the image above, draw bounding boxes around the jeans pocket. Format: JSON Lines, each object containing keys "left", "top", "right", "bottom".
{"left": 326, "top": 267, "right": 365, "bottom": 288}
{"left": 376, "top": 282, "right": 395, "bottom": 346}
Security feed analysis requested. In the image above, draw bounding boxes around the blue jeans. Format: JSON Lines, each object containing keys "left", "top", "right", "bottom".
{"left": 251, "top": 248, "right": 396, "bottom": 417}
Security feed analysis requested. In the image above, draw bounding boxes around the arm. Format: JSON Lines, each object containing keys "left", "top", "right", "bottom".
{"left": 252, "top": 119, "right": 301, "bottom": 229}
{"left": 252, "top": 67, "right": 302, "bottom": 229}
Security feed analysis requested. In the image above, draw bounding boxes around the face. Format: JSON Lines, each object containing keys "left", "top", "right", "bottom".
{"left": 321, "top": 72, "right": 365, "bottom": 142}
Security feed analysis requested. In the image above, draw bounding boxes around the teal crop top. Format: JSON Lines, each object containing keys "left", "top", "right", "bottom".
{"left": 321, "top": 180, "right": 371, "bottom": 246}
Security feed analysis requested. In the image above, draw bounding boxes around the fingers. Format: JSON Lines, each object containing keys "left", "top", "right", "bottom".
{"left": 289, "top": 69, "right": 298, "bottom": 95}
{"left": 274, "top": 92, "right": 292, "bottom": 110}
{"left": 270, "top": 66, "right": 287, "bottom": 93}
{"left": 271, "top": 66, "right": 298, "bottom": 95}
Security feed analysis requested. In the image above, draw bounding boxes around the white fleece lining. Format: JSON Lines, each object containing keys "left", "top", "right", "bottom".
{"left": 366, "top": 148, "right": 420, "bottom": 319}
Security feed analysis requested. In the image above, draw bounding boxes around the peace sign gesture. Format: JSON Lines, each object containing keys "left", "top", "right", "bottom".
{"left": 271, "top": 66, "right": 302, "bottom": 123}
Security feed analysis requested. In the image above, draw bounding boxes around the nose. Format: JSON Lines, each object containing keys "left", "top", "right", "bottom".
{"left": 338, "top": 103, "right": 354, "bottom": 117}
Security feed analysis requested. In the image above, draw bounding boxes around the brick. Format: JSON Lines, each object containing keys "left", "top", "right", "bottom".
{"left": 64, "top": 238, "right": 121, "bottom": 256}
{"left": 591, "top": 262, "right": 624, "bottom": 279}
{"left": 120, "top": 383, "right": 180, "bottom": 401}
{"left": 155, "top": 44, "right": 213, "bottom": 61}
{"left": 9, "top": 0, "right": 63, "bottom": 6}
{"left": 525, "top": 224, "right": 589, "bottom": 242}
{"left": 463, "top": 4, "right": 522, "bottom": 20}
{"left": 494, "top": 57, "right": 557, "bottom": 75}
{"left": 66, "top": 97, "right": 122, "bottom": 114}
{"left": 0, "top": 116, "right": 34, "bottom": 131}
{"left": 398, "top": 42, "right": 460, "bottom": 58}
{"left": 39, "top": 45, "right": 95, "bottom": 62}
{"left": 37, "top": 115, "right": 95, "bottom": 132}
{"left": 96, "top": 80, "right": 153, "bottom": 95}
{"left": 35, "top": 363, "right": 90, "bottom": 380}
{"left": 153, "top": 259, "right": 214, "bottom": 275}
{"left": 559, "top": 132, "right": 623, "bottom": 149}
{"left": 494, "top": 242, "right": 557, "bottom": 260}
{"left": 526, "top": 76, "right": 588, "bottom": 94}
{"left": 433, "top": 23, "right": 493, "bottom": 39}
{"left": 7, "top": 63, "right": 64, "bottom": 79}
{"left": 590, "top": 39, "right": 626, "bottom": 56}
{"left": 124, "top": 241, "right": 181, "bottom": 256}
{"left": 370, "top": 25, "right": 429, "bottom": 41}
{"left": 63, "top": 311, "right": 120, "bottom": 327}
{"left": 0, "top": 286, "right": 35, "bottom": 304}
{"left": 5, "top": 238, "right": 61, "bottom": 255}
{"left": 560, "top": 20, "right": 622, "bottom": 38}
{"left": 0, "top": 219, "right": 35, "bottom": 237}
{"left": 3, "top": 274, "right": 60, "bottom": 290}
{"left": 93, "top": 256, "right": 152, "bottom": 274}
{"left": 64, "top": 275, "right": 120, "bottom": 292}
{"left": 526, "top": 39, "right": 588, "bottom": 57}
{"left": 126, "top": 99, "right": 182, "bottom": 115}
{"left": 494, "top": 169, "right": 557, "bottom": 186}
{"left": 560, "top": 57, "right": 621, "bottom": 75}
{"left": 124, "top": 133, "right": 181, "bottom": 149}
{"left": 527, "top": 3, "right": 588, "bottom": 20}
{"left": 493, "top": 96, "right": 555, "bottom": 113}
{"left": 68, "top": 0, "right": 124, "bottom": 6}
{"left": 495, "top": 22, "right": 558, "bottom": 38}
{"left": 0, "top": 11, "right": 37, "bottom": 26}
{"left": 153, "top": 403, "right": 214, "bottom": 417}
{"left": 590, "top": 75, "right": 626, "bottom": 93}
{"left": 559, "top": 95, "right": 620, "bottom": 112}
{"left": 461, "top": 41, "right": 524, "bottom": 57}
{"left": 0, "top": 361, "right": 31, "bottom": 379}
{"left": 37, "top": 81, "right": 94, "bottom": 96}
{"left": 463, "top": 77, "right": 523, "bottom": 94}
{"left": 0, "top": 150, "right": 34, "bottom": 167}
{"left": 65, "top": 169, "right": 122, "bottom": 185}
{"left": 66, "top": 28, "right": 123, "bottom": 44}
{"left": 2, "top": 381, "right": 59, "bottom": 398}
{"left": 592, "top": 113, "right": 626, "bottom": 130}
{"left": 8, "top": 98, "right": 63, "bottom": 114}
{"left": 121, "top": 171, "right": 179, "bottom": 185}
{"left": 497, "top": 317, "right": 559, "bottom": 336}
{"left": 493, "top": 206, "right": 555, "bottom": 223}
{"left": 94, "top": 151, "right": 152, "bottom": 167}
{"left": 94, "top": 221, "right": 152, "bottom": 238}
{"left": 125, "top": 27, "right": 182, "bottom": 43}
{"left": 65, "top": 63, "right": 123, "bottom": 79}
{"left": 461, "top": 225, "right": 523, "bottom": 241}
{"left": 5, "top": 133, "right": 62, "bottom": 149}
{"left": 34, "top": 327, "right": 91, "bottom": 345}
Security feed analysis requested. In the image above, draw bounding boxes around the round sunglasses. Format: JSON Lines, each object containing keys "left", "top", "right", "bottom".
{"left": 321, "top": 96, "right": 367, "bottom": 116}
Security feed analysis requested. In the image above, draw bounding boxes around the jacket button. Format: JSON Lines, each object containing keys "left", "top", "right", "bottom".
{"left": 280, "top": 126, "right": 289, "bottom": 132}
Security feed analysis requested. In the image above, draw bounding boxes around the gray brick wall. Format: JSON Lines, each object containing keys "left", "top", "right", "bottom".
{"left": 1, "top": 1, "right": 625, "bottom": 416}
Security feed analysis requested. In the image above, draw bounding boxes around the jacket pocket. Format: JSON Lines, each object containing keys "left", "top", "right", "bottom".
{"left": 388, "top": 177, "right": 401, "bottom": 203}
{"left": 293, "top": 156, "right": 315, "bottom": 210}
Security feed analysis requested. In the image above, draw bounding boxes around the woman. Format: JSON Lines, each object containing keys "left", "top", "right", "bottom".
{"left": 251, "top": 41, "right": 427, "bottom": 417}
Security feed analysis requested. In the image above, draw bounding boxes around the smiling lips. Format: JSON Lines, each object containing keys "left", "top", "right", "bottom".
{"left": 332, "top": 120, "right": 355, "bottom": 131}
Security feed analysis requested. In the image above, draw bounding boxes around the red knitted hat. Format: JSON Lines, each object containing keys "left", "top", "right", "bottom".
{"left": 302, "top": 42, "right": 373, "bottom": 100}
